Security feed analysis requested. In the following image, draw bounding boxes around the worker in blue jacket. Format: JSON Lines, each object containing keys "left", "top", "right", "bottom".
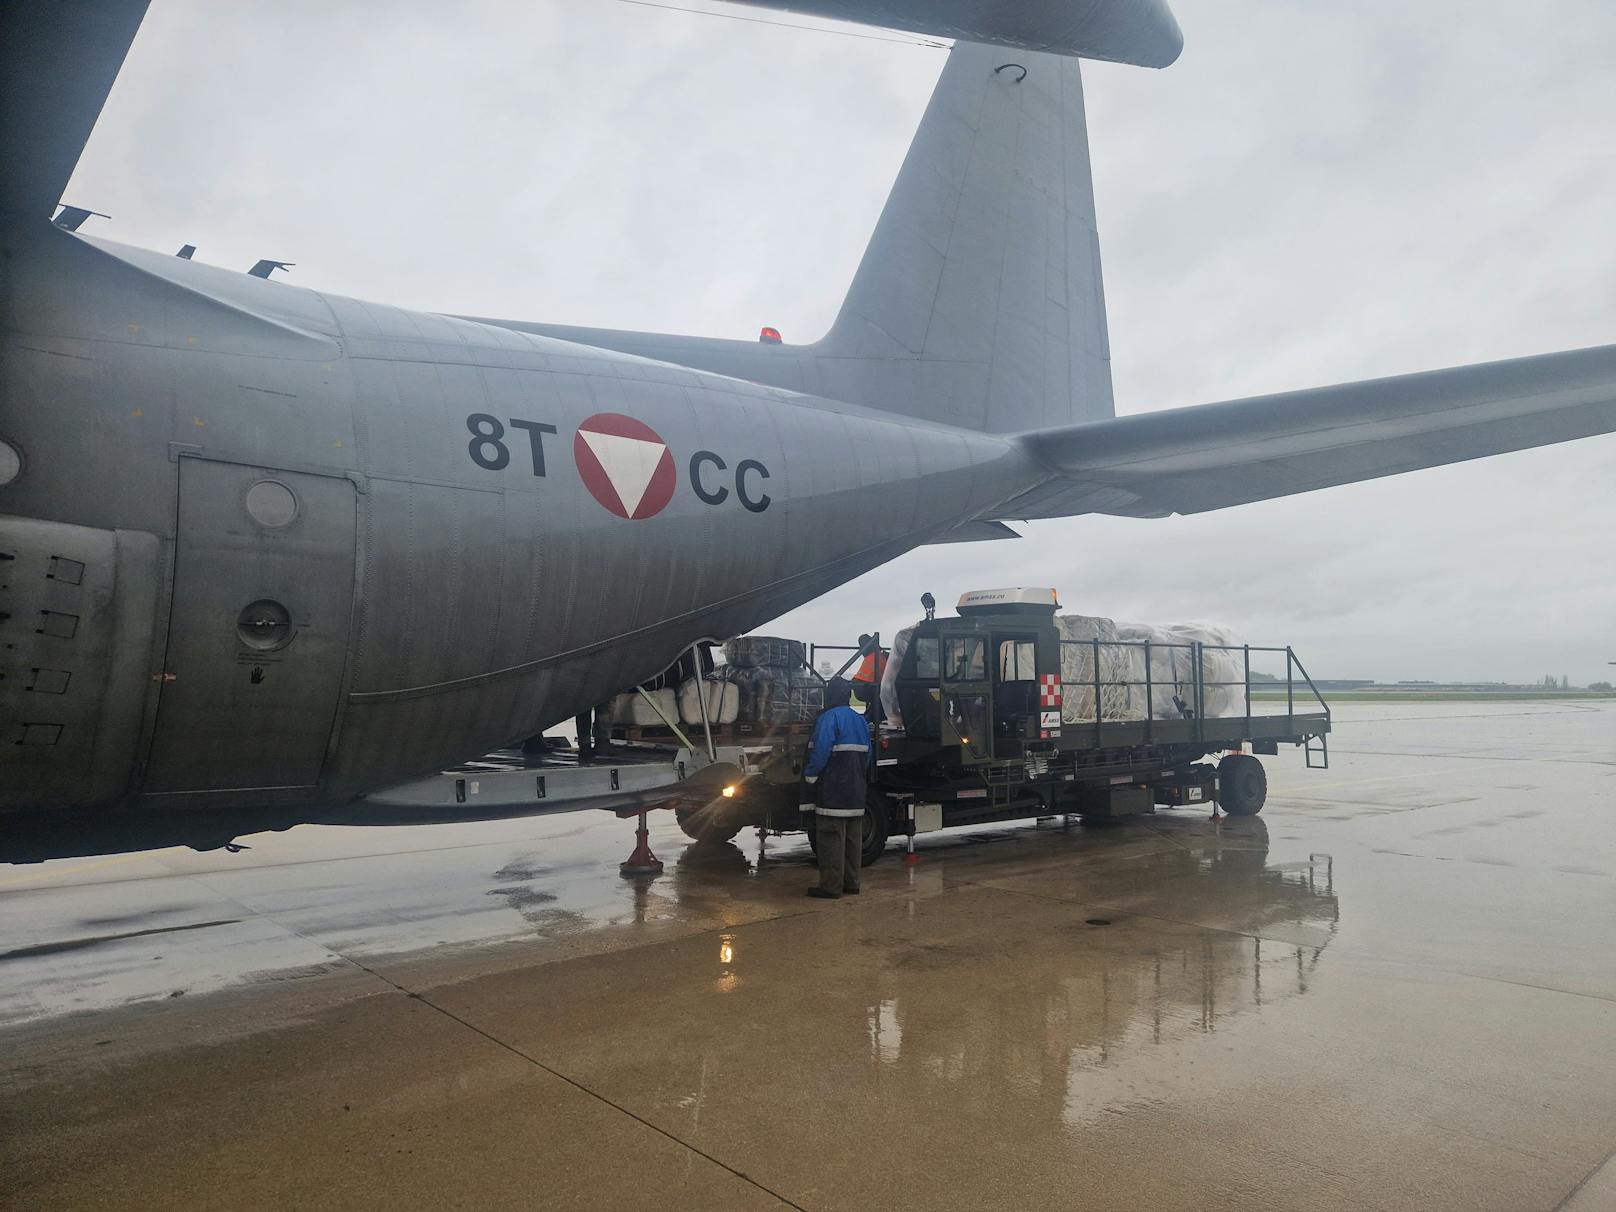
{"left": 802, "top": 677, "right": 871, "bottom": 898}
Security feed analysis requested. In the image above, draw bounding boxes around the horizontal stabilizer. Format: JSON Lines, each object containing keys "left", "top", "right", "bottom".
{"left": 1, "top": 1, "right": 151, "bottom": 222}
{"left": 1010, "top": 343, "right": 1616, "bottom": 518}
{"left": 726, "top": 0, "right": 1183, "bottom": 67}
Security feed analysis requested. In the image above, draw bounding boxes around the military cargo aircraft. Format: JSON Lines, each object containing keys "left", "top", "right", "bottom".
{"left": 2, "top": 1, "right": 1613, "bottom": 853}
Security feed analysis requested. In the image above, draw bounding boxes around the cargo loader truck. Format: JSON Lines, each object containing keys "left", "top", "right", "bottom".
{"left": 681, "top": 588, "right": 1332, "bottom": 865}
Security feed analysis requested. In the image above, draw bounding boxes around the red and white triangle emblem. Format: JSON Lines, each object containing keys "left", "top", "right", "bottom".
{"left": 573, "top": 413, "right": 677, "bottom": 520}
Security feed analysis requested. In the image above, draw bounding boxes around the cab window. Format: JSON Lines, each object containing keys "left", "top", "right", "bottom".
{"left": 943, "top": 637, "right": 984, "bottom": 681}
{"left": 998, "top": 639, "right": 1036, "bottom": 682}
{"left": 912, "top": 636, "right": 940, "bottom": 679}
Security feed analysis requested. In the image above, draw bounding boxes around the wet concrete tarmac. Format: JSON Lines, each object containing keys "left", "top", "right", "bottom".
{"left": 2, "top": 701, "right": 1614, "bottom": 1210}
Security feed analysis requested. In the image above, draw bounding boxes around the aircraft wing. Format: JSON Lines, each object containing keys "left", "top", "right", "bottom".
{"left": 0, "top": 0, "right": 151, "bottom": 222}
{"left": 1007, "top": 343, "right": 1616, "bottom": 519}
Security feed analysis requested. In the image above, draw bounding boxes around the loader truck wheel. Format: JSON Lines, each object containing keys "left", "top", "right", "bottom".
{"left": 675, "top": 801, "right": 743, "bottom": 844}
{"left": 1216, "top": 753, "right": 1267, "bottom": 816}
{"left": 804, "top": 790, "right": 891, "bottom": 867}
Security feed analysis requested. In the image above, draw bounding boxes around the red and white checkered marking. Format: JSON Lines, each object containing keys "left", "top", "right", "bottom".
{"left": 1038, "top": 673, "right": 1062, "bottom": 708}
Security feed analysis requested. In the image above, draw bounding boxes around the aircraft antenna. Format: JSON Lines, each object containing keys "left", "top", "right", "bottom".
{"left": 52, "top": 205, "right": 109, "bottom": 231}
{"left": 247, "top": 259, "right": 294, "bottom": 279}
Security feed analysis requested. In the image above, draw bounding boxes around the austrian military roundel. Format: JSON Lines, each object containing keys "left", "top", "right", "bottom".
{"left": 573, "top": 413, "right": 677, "bottom": 520}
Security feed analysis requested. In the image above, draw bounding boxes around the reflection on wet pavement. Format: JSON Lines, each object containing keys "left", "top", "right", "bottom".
{"left": 3, "top": 702, "right": 1615, "bottom": 1210}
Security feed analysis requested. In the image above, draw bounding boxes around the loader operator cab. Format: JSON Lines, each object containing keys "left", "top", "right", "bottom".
{"left": 891, "top": 588, "right": 1061, "bottom": 766}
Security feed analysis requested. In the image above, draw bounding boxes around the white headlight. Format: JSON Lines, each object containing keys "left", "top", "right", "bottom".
{"left": 0, "top": 439, "right": 19, "bottom": 486}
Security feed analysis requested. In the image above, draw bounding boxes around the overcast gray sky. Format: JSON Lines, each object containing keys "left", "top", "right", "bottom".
{"left": 67, "top": 0, "right": 1616, "bottom": 684}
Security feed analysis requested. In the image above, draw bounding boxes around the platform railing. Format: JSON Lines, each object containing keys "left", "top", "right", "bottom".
{"left": 1056, "top": 639, "right": 1331, "bottom": 745}
{"left": 806, "top": 634, "right": 880, "bottom": 685}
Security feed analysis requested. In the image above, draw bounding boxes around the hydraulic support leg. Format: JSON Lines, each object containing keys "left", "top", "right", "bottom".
{"left": 619, "top": 809, "right": 664, "bottom": 876}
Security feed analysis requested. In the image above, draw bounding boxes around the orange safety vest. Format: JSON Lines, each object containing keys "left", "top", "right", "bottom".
{"left": 852, "top": 651, "right": 887, "bottom": 685}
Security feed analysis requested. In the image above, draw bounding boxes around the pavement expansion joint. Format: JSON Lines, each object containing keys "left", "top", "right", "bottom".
{"left": 340, "top": 950, "right": 809, "bottom": 1212}
{"left": 1444, "top": 970, "right": 1616, "bottom": 1008}
{"left": 182, "top": 866, "right": 830, "bottom": 1207}
{"left": 1555, "top": 1146, "right": 1616, "bottom": 1212}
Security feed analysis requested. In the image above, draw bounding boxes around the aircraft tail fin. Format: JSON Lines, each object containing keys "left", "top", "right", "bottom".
{"left": 465, "top": 40, "right": 1118, "bottom": 434}
{"left": 812, "top": 40, "right": 1115, "bottom": 432}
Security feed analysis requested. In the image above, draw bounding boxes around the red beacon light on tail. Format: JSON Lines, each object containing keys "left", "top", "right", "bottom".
{"left": 758, "top": 326, "right": 783, "bottom": 345}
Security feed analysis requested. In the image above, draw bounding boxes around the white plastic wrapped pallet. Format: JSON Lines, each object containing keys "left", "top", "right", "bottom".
{"left": 677, "top": 677, "right": 740, "bottom": 726}
{"left": 880, "top": 624, "right": 920, "bottom": 727}
{"left": 1111, "top": 624, "right": 1193, "bottom": 719}
{"left": 1055, "top": 614, "right": 1145, "bottom": 722}
{"left": 1113, "top": 622, "right": 1246, "bottom": 719}
{"left": 719, "top": 679, "right": 741, "bottom": 725}
{"left": 630, "top": 687, "right": 680, "bottom": 728}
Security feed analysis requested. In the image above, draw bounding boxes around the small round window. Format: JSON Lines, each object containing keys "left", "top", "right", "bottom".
{"left": 245, "top": 479, "right": 298, "bottom": 527}
{"left": 237, "top": 599, "right": 294, "bottom": 651}
{"left": 0, "top": 439, "right": 20, "bottom": 487}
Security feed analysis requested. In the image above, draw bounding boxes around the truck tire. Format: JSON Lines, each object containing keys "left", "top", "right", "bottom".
{"left": 803, "top": 791, "right": 891, "bottom": 867}
{"left": 859, "top": 792, "right": 891, "bottom": 866}
{"left": 1217, "top": 754, "right": 1267, "bottom": 816}
{"left": 675, "top": 802, "right": 743, "bottom": 844}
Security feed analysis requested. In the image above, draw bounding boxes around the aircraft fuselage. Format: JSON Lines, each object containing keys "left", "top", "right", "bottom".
{"left": 0, "top": 227, "right": 1041, "bottom": 816}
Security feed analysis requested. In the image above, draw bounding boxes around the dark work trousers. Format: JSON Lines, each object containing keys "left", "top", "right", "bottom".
{"left": 816, "top": 814, "right": 861, "bottom": 894}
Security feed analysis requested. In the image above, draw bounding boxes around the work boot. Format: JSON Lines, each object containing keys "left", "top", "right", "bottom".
{"left": 842, "top": 886, "right": 860, "bottom": 895}
{"left": 806, "top": 888, "right": 840, "bottom": 899}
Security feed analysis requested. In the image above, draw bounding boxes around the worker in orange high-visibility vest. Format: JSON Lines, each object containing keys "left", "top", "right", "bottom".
{"left": 850, "top": 634, "right": 888, "bottom": 723}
